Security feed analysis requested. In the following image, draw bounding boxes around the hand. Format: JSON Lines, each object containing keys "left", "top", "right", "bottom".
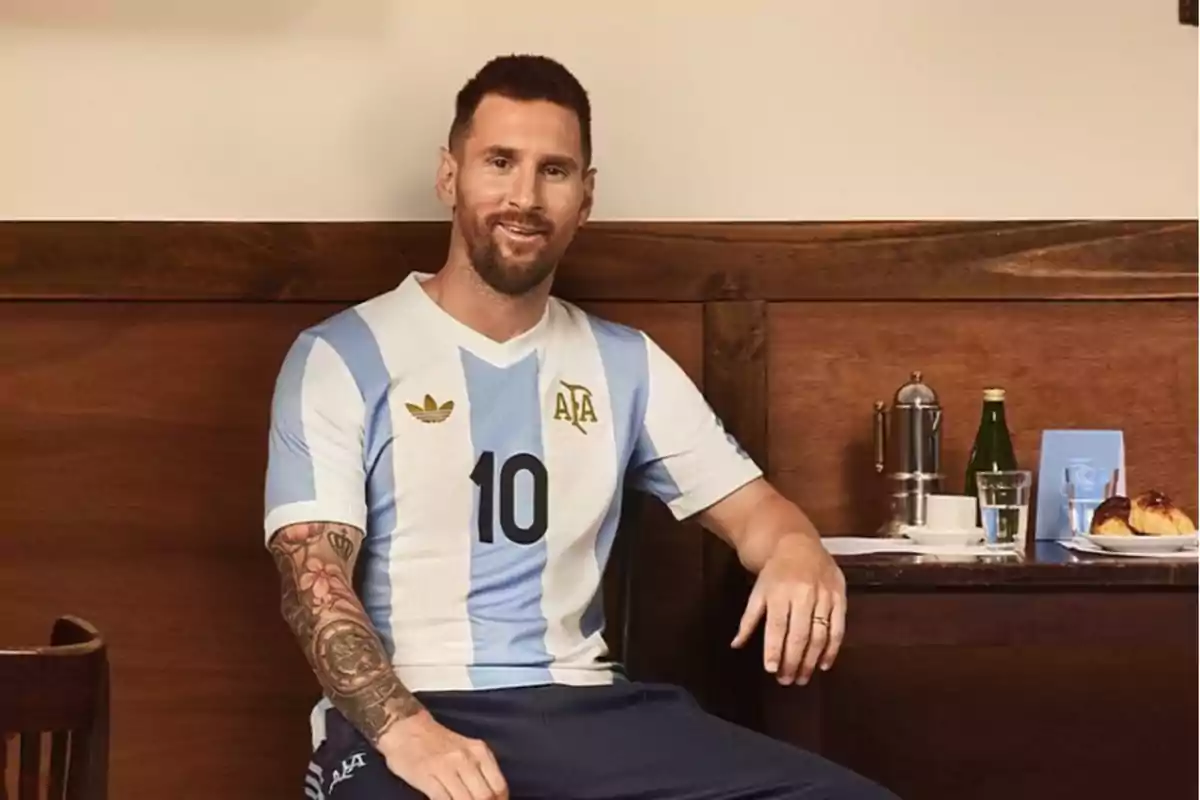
{"left": 730, "top": 534, "right": 846, "bottom": 686}
{"left": 378, "top": 710, "right": 509, "bottom": 800}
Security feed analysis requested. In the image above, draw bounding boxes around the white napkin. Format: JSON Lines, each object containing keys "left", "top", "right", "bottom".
{"left": 820, "top": 536, "right": 1019, "bottom": 558}
{"left": 1057, "top": 537, "right": 1198, "bottom": 560}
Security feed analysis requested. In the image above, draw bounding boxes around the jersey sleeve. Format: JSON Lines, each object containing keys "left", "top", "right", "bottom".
{"left": 263, "top": 330, "right": 368, "bottom": 544}
{"left": 628, "top": 334, "right": 763, "bottom": 520}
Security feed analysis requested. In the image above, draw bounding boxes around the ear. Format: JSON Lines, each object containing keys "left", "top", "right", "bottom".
{"left": 579, "top": 167, "right": 597, "bottom": 226}
{"left": 435, "top": 146, "right": 457, "bottom": 210}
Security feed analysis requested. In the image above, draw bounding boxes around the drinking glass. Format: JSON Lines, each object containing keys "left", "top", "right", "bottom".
{"left": 976, "top": 470, "right": 1033, "bottom": 550}
{"left": 1065, "top": 467, "right": 1119, "bottom": 538}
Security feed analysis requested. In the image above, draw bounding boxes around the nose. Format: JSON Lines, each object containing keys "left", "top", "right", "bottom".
{"left": 507, "top": 163, "right": 543, "bottom": 213}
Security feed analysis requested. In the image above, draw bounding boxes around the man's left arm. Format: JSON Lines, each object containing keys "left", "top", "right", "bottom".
{"left": 628, "top": 334, "right": 846, "bottom": 687}
{"left": 696, "top": 478, "right": 846, "bottom": 687}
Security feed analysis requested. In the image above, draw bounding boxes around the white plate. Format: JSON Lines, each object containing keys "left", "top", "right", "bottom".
{"left": 1060, "top": 537, "right": 1198, "bottom": 560}
{"left": 1081, "top": 533, "right": 1198, "bottom": 554}
{"left": 900, "top": 526, "right": 986, "bottom": 546}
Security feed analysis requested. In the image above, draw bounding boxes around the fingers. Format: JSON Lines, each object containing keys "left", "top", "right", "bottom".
{"left": 437, "top": 769, "right": 475, "bottom": 800}
{"left": 420, "top": 747, "right": 506, "bottom": 800}
{"left": 456, "top": 761, "right": 495, "bottom": 800}
{"left": 797, "top": 589, "right": 832, "bottom": 685}
{"left": 412, "top": 774, "right": 452, "bottom": 800}
{"left": 730, "top": 583, "right": 766, "bottom": 649}
{"left": 821, "top": 589, "right": 847, "bottom": 672}
{"left": 761, "top": 591, "right": 792, "bottom": 674}
{"left": 735, "top": 568, "right": 849, "bottom": 683}
{"left": 776, "top": 586, "right": 815, "bottom": 685}
{"left": 472, "top": 742, "right": 510, "bottom": 799}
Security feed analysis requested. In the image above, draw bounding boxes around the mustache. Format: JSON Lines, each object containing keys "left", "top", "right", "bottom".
{"left": 488, "top": 211, "right": 553, "bottom": 234}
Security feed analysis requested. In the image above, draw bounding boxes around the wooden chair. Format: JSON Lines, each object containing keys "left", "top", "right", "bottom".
{"left": 602, "top": 487, "right": 645, "bottom": 678}
{"left": 0, "top": 616, "right": 109, "bottom": 800}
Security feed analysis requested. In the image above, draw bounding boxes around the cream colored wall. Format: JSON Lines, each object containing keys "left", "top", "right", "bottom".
{"left": 1, "top": 0, "right": 1195, "bottom": 221}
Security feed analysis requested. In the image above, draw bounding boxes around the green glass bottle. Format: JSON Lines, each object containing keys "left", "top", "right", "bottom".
{"left": 963, "top": 387, "right": 1018, "bottom": 520}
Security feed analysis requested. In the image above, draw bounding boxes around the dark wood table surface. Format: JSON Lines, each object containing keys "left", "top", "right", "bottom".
{"left": 839, "top": 540, "right": 1198, "bottom": 588}
{"left": 756, "top": 540, "right": 1198, "bottom": 800}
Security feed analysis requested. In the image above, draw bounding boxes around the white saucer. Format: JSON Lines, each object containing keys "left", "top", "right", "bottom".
{"left": 1080, "top": 533, "right": 1198, "bottom": 554}
{"left": 900, "top": 526, "right": 986, "bottom": 546}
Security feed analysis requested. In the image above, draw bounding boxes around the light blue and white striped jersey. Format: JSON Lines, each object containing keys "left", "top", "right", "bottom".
{"left": 264, "top": 272, "right": 761, "bottom": 741}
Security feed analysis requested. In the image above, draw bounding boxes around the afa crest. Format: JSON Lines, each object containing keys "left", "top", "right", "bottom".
{"left": 554, "top": 381, "right": 598, "bottom": 434}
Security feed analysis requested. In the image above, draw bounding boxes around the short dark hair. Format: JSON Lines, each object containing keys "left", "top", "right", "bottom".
{"left": 449, "top": 54, "right": 592, "bottom": 166}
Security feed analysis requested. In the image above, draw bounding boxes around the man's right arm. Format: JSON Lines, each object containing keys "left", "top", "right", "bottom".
{"left": 269, "top": 521, "right": 508, "bottom": 799}
{"left": 267, "top": 520, "right": 423, "bottom": 744}
{"left": 265, "top": 331, "right": 507, "bottom": 799}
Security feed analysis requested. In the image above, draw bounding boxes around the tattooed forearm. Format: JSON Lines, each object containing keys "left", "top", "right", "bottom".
{"left": 327, "top": 528, "right": 355, "bottom": 563}
{"left": 269, "top": 522, "right": 423, "bottom": 744}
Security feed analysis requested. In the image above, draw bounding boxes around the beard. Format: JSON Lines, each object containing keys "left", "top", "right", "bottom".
{"left": 460, "top": 207, "right": 564, "bottom": 297}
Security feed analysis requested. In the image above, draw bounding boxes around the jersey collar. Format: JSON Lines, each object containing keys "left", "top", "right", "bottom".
{"left": 400, "top": 272, "right": 551, "bottom": 367}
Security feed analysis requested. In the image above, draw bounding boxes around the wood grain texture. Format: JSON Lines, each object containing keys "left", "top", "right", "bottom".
{"left": 821, "top": 643, "right": 1196, "bottom": 799}
{"left": 762, "top": 590, "right": 1198, "bottom": 799}
{"left": 702, "top": 302, "right": 770, "bottom": 467}
{"left": 1183, "top": 0, "right": 1198, "bottom": 25}
{"left": 842, "top": 590, "right": 1198, "bottom": 649}
{"left": 699, "top": 302, "right": 769, "bottom": 725}
{"left": 3, "top": 219, "right": 1197, "bottom": 800}
{"left": 0, "top": 299, "right": 702, "bottom": 800}
{"left": 838, "top": 542, "right": 1198, "bottom": 588}
{"left": 1, "top": 220, "right": 1194, "bottom": 302}
{"left": 767, "top": 300, "right": 1199, "bottom": 535}
{"left": 0, "top": 617, "right": 109, "bottom": 800}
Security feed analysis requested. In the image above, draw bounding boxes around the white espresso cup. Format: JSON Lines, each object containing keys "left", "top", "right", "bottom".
{"left": 925, "top": 494, "right": 978, "bottom": 531}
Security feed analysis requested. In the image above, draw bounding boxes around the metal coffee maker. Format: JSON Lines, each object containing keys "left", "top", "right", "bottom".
{"left": 873, "top": 371, "right": 944, "bottom": 535}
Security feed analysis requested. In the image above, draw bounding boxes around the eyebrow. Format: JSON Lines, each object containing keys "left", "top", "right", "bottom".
{"left": 482, "top": 145, "right": 579, "bottom": 173}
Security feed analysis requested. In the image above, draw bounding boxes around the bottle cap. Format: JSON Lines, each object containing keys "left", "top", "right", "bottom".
{"left": 983, "top": 387, "right": 1006, "bottom": 401}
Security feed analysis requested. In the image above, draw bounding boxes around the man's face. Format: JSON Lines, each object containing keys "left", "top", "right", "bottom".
{"left": 439, "top": 94, "right": 594, "bottom": 296}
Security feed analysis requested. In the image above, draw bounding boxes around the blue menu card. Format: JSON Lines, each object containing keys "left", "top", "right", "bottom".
{"left": 1034, "top": 430, "right": 1126, "bottom": 540}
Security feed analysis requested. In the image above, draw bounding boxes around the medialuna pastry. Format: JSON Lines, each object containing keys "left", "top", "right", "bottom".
{"left": 1089, "top": 491, "right": 1197, "bottom": 536}
{"left": 1090, "top": 496, "right": 1135, "bottom": 536}
{"left": 1129, "top": 490, "right": 1196, "bottom": 535}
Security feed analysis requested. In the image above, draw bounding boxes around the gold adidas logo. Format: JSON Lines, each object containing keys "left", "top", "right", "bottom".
{"left": 405, "top": 394, "right": 455, "bottom": 424}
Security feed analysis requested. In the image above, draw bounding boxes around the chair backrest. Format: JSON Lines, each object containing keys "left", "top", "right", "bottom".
{"left": 601, "top": 487, "right": 644, "bottom": 676}
{"left": 0, "top": 616, "right": 109, "bottom": 800}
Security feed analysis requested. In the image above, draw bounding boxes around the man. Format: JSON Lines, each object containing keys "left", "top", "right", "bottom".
{"left": 264, "top": 54, "right": 896, "bottom": 800}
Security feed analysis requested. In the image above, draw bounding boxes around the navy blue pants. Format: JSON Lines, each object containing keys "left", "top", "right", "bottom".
{"left": 306, "top": 682, "right": 897, "bottom": 799}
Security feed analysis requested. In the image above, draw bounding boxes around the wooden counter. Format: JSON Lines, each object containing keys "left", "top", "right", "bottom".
{"left": 757, "top": 543, "right": 1198, "bottom": 800}
{"left": 840, "top": 541, "right": 1198, "bottom": 588}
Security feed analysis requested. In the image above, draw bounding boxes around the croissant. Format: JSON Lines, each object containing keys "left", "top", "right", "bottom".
{"left": 1089, "top": 491, "right": 1197, "bottom": 536}
{"left": 1090, "top": 496, "right": 1135, "bottom": 536}
{"left": 1129, "top": 491, "right": 1196, "bottom": 536}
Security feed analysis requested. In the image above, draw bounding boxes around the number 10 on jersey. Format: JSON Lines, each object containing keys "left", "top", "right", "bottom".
{"left": 470, "top": 451, "right": 549, "bottom": 545}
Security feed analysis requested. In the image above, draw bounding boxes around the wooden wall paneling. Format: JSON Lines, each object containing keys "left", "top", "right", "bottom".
{"left": 2, "top": 219, "right": 1197, "bottom": 800}
{"left": 0, "top": 301, "right": 345, "bottom": 799}
{"left": 701, "top": 302, "right": 769, "bottom": 467}
{"left": 698, "top": 301, "right": 787, "bottom": 729}
{"left": 1182, "top": 0, "right": 1198, "bottom": 25}
{"left": 767, "top": 300, "right": 1200, "bottom": 536}
{"left": 0, "top": 298, "right": 704, "bottom": 800}
{"left": 2, "top": 220, "right": 1195, "bottom": 302}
